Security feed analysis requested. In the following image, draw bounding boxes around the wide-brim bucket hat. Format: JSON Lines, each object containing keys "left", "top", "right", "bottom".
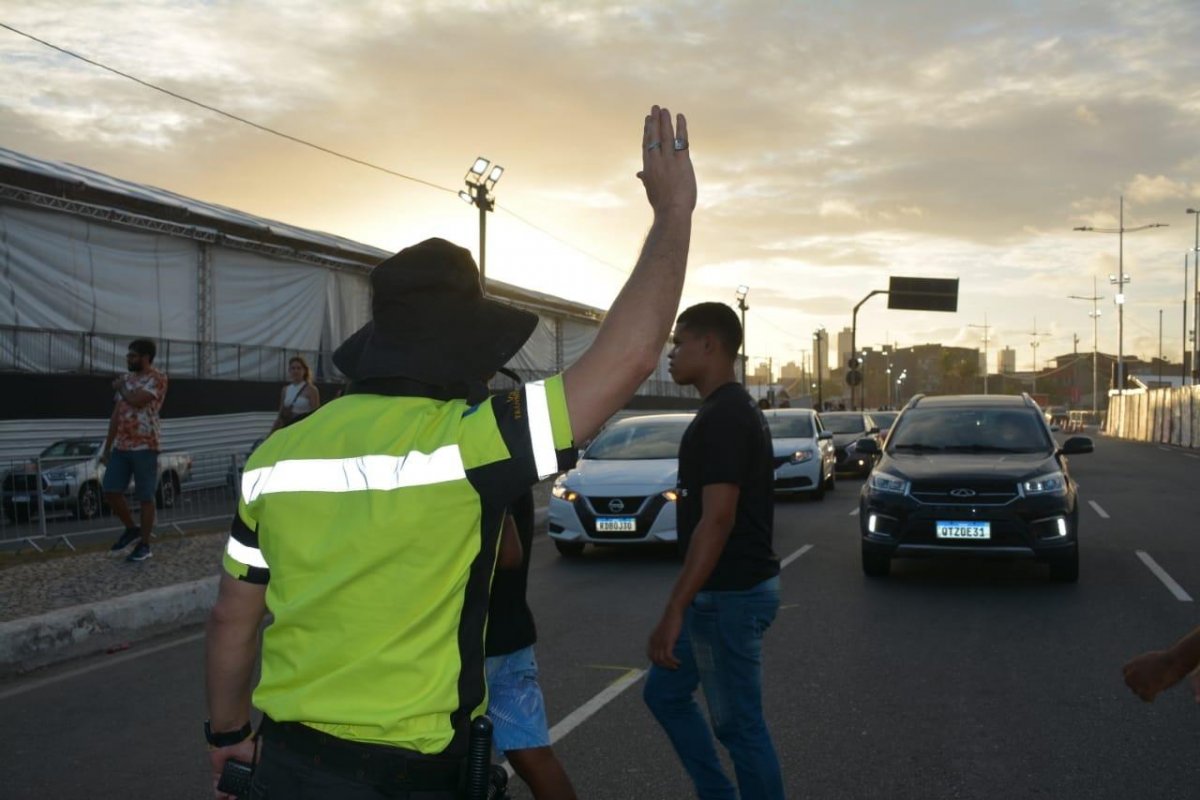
{"left": 333, "top": 238, "right": 537, "bottom": 385}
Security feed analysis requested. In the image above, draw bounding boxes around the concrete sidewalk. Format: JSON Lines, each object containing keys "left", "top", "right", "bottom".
{"left": 0, "top": 505, "right": 550, "bottom": 677}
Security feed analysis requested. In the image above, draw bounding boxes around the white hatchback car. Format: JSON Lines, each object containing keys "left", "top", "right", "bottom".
{"left": 548, "top": 413, "right": 693, "bottom": 557}
{"left": 763, "top": 409, "right": 836, "bottom": 500}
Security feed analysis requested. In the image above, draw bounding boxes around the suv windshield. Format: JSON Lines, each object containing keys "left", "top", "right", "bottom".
{"left": 765, "top": 415, "right": 815, "bottom": 439}
{"left": 888, "top": 408, "right": 1050, "bottom": 453}
{"left": 40, "top": 441, "right": 100, "bottom": 458}
{"left": 821, "top": 414, "right": 867, "bottom": 434}
{"left": 585, "top": 419, "right": 691, "bottom": 460}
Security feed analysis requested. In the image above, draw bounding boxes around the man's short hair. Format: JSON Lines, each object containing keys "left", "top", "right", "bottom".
{"left": 129, "top": 339, "right": 156, "bottom": 362}
{"left": 677, "top": 303, "right": 742, "bottom": 358}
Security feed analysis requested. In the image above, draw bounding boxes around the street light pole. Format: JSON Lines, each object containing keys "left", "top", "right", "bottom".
{"left": 1068, "top": 278, "right": 1103, "bottom": 415}
{"left": 459, "top": 157, "right": 504, "bottom": 294}
{"left": 736, "top": 286, "right": 749, "bottom": 386}
{"left": 1075, "top": 196, "right": 1167, "bottom": 394}
{"left": 1184, "top": 253, "right": 1190, "bottom": 385}
{"left": 1188, "top": 209, "right": 1200, "bottom": 382}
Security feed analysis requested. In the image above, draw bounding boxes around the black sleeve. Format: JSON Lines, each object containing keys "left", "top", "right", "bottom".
{"left": 469, "top": 388, "right": 578, "bottom": 506}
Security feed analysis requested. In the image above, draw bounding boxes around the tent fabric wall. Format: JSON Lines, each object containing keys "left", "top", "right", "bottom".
{"left": 0, "top": 204, "right": 198, "bottom": 370}
{"left": 211, "top": 249, "right": 327, "bottom": 350}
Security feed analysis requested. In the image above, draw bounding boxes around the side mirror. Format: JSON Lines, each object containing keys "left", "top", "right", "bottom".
{"left": 1049, "top": 424, "right": 1061, "bottom": 432}
{"left": 1058, "top": 436, "right": 1093, "bottom": 455}
{"left": 869, "top": 426, "right": 881, "bottom": 435}
{"left": 818, "top": 431, "right": 834, "bottom": 441}
{"left": 855, "top": 438, "right": 880, "bottom": 455}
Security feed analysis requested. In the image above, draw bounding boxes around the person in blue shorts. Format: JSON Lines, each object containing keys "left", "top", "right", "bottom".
{"left": 486, "top": 485, "right": 577, "bottom": 800}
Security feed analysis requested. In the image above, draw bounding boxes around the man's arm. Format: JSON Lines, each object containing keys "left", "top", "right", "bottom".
{"left": 648, "top": 483, "right": 738, "bottom": 668}
{"left": 115, "top": 384, "right": 157, "bottom": 408}
{"left": 101, "top": 406, "right": 119, "bottom": 462}
{"left": 562, "top": 106, "right": 696, "bottom": 444}
{"left": 205, "top": 574, "right": 266, "bottom": 729}
{"left": 1123, "top": 625, "right": 1200, "bottom": 702}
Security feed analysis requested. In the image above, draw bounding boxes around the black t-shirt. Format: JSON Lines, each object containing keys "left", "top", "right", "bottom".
{"left": 676, "top": 382, "right": 779, "bottom": 591}
{"left": 485, "top": 490, "right": 537, "bottom": 657}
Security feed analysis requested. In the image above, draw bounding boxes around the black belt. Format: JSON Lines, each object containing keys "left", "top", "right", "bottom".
{"left": 259, "top": 716, "right": 464, "bottom": 792}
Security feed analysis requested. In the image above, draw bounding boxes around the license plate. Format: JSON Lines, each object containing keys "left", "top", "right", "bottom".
{"left": 11, "top": 494, "right": 29, "bottom": 503}
{"left": 936, "top": 521, "right": 991, "bottom": 540}
{"left": 596, "top": 517, "right": 636, "bottom": 532}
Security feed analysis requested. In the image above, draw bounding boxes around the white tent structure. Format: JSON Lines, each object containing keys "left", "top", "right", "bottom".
{"left": 0, "top": 146, "right": 631, "bottom": 382}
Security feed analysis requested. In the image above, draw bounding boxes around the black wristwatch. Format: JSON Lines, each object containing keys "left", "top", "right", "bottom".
{"left": 204, "top": 720, "right": 253, "bottom": 748}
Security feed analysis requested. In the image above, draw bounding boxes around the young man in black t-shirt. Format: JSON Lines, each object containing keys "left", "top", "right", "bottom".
{"left": 643, "top": 302, "right": 784, "bottom": 800}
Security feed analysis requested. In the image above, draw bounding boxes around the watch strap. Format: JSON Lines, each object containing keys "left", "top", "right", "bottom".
{"left": 205, "top": 720, "right": 253, "bottom": 748}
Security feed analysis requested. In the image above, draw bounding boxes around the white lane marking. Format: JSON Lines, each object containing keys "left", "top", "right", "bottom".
{"left": 1185, "top": 453, "right": 1200, "bottom": 460}
{"left": 0, "top": 631, "right": 206, "bottom": 702}
{"left": 849, "top": 508, "right": 860, "bottom": 516}
{"left": 1136, "top": 551, "right": 1194, "bottom": 602}
{"left": 781, "top": 544, "right": 814, "bottom": 569}
{"left": 1159, "top": 446, "right": 1171, "bottom": 452}
{"left": 1087, "top": 500, "right": 1110, "bottom": 519}
{"left": 501, "top": 666, "right": 646, "bottom": 777}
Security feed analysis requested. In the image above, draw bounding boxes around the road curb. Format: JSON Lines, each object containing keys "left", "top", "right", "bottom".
{"left": 0, "top": 575, "right": 219, "bottom": 677}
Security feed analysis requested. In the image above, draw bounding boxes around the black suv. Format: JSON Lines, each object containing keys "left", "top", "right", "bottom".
{"left": 855, "top": 394, "right": 1093, "bottom": 582}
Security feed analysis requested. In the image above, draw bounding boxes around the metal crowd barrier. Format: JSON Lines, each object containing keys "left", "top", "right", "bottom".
{"left": 0, "top": 449, "right": 245, "bottom": 553}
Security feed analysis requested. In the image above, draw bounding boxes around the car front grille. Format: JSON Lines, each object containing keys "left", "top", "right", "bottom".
{"left": 910, "top": 480, "right": 1019, "bottom": 506}
{"left": 585, "top": 496, "right": 648, "bottom": 515}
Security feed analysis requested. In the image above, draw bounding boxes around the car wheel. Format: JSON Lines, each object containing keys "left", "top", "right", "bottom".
{"left": 862, "top": 547, "right": 891, "bottom": 577}
{"left": 1049, "top": 547, "right": 1079, "bottom": 583}
{"left": 812, "top": 481, "right": 826, "bottom": 501}
{"left": 156, "top": 472, "right": 180, "bottom": 510}
{"left": 77, "top": 481, "right": 103, "bottom": 520}
{"left": 554, "top": 540, "right": 586, "bottom": 558}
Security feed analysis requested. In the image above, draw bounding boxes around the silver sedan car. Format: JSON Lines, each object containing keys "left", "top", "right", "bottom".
{"left": 548, "top": 413, "right": 692, "bottom": 557}
{"left": 763, "top": 409, "right": 836, "bottom": 500}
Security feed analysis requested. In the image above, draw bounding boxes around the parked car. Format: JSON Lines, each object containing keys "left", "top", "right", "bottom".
{"left": 1, "top": 438, "right": 193, "bottom": 522}
{"left": 819, "top": 411, "right": 882, "bottom": 476}
{"left": 857, "top": 394, "right": 1092, "bottom": 582}
{"left": 547, "top": 414, "right": 692, "bottom": 557}
{"left": 763, "top": 409, "right": 835, "bottom": 500}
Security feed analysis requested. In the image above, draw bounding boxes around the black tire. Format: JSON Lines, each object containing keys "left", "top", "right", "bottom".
{"left": 812, "top": 482, "right": 826, "bottom": 501}
{"left": 156, "top": 471, "right": 180, "bottom": 510}
{"left": 77, "top": 481, "right": 103, "bottom": 520}
{"left": 862, "top": 547, "right": 891, "bottom": 577}
{"left": 1049, "top": 547, "right": 1079, "bottom": 583}
{"left": 824, "top": 469, "right": 836, "bottom": 491}
{"left": 554, "top": 540, "right": 586, "bottom": 558}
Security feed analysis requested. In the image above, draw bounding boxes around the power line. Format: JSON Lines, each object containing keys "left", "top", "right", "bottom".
{"left": 1, "top": 21, "right": 632, "bottom": 277}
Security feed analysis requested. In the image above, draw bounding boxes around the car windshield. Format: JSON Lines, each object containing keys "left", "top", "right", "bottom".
{"left": 40, "top": 441, "right": 99, "bottom": 458}
{"left": 820, "top": 414, "right": 866, "bottom": 434}
{"left": 765, "top": 414, "right": 815, "bottom": 439}
{"left": 584, "top": 418, "right": 691, "bottom": 460}
{"left": 888, "top": 408, "right": 1050, "bottom": 453}
{"left": 872, "top": 412, "right": 898, "bottom": 428}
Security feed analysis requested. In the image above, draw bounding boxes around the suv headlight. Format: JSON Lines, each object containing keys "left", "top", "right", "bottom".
{"left": 661, "top": 489, "right": 679, "bottom": 502}
{"left": 1023, "top": 471, "right": 1067, "bottom": 496}
{"left": 868, "top": 471, "right": 908, "bottom": 494}
{"left": 551, "top": 483, "right": 579, "bottom": 502}
{"left": 789, "top": 449, "right": 814, "bottom": 464}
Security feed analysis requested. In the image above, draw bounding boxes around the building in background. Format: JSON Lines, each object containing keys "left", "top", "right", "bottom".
{"left": 999, "top": 347, "right": 1017, "bottom": 375}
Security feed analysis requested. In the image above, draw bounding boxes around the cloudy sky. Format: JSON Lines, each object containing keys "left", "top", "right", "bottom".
{"left": 3, "top": 0, "right": 1199, "bottom": 374}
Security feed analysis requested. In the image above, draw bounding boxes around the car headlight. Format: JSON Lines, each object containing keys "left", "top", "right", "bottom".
{"left": 551, "top": 484, "right": 579, "bottom": 502}
{"left": 661, "top": 489, "right": 679, "bottom": 502}
{"left": 868, "top": 471, "right": 909, "bottom": 494}
{"left": 789, "top": 449, "right": 814, "bottom": 464}
{"left": 1023, "top": 471, "right": 1066, "bottom": 496}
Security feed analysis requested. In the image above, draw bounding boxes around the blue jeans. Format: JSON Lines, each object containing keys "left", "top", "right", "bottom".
{"left": 644, "top": 576, "right": 783, "bottom": 800}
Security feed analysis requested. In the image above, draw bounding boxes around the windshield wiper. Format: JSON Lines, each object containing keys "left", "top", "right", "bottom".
{"left": 891, "top": 443, "right": 943, "bottom": 452}
{"left": 944, "top": 444, "right": 1031, "bottom": 453}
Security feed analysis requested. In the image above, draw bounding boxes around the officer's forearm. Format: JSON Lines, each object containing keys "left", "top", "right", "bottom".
{"left": 204, "top": 607, "right": 261, "bottom": 730}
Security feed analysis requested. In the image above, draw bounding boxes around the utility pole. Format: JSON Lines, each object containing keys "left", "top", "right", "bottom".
{"left": 813, "top": 328, "right": 826, "bottom": 411}
{"left": 968, "top": 313, "right": 991, "bottom": 394}
{"left": 1068, "top": 278, "right": 1104, "bottom": 415}
{"left": 1029, "top": 318, "right": 1047, "bottom": 396}
{"left": 1158, "top": 309, "right": 1164, "bottom": 386}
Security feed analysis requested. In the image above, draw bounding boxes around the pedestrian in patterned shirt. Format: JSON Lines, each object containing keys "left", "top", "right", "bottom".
{"left": 103, "top": 339, "right": 169, "bottom": 563}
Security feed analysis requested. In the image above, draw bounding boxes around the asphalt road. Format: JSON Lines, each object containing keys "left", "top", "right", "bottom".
{"left": 2, "top": 433, "right": 1199, "bottom": 798}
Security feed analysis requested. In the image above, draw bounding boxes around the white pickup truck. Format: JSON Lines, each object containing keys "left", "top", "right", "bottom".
{"left": 1, "top": 438, "right": 193, "bottom": 522}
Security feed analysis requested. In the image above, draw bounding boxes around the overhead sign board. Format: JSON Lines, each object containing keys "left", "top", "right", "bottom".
{"left": 887, "top": 277, "right": 959, "bottom": 313}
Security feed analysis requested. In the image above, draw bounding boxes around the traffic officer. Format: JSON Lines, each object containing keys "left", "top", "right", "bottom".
{"left": 203, "top": 104, "right": 697, "bottom": 799}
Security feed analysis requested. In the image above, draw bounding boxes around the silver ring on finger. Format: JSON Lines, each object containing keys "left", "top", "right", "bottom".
{"left": 646, "top": 141, "right": 662, "bottom": 151}
{"left": 673, "top": 138, "right": 688, "bottom": 151}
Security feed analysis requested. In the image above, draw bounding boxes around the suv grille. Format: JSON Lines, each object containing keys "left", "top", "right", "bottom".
{"left": 910, "top": 480, "right": 1018, "bottom": 506}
